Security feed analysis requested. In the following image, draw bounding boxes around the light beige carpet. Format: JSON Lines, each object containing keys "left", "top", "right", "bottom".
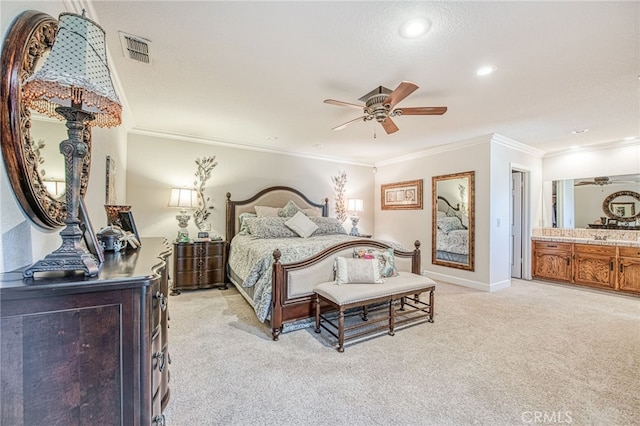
{"left": 163, "top": 279, "right": 640, "bottom": 426}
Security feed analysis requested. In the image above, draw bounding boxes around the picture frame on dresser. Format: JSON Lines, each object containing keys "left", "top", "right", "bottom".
{"left": 119, "top": 210, "right": 141, "bottom": 243}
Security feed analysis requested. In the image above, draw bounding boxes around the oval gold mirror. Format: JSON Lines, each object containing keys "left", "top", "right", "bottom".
{"left": 602, "top": 190, "right": 640, "bottom": 223}
{"left": 432, "top": 171, "right": 475, "bottom": 271}
{"left": 1, "top": 10, "right": 92, "bottom": 230}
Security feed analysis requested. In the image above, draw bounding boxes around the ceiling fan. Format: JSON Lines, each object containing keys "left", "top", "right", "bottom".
{"left": 324, "top": 81, "right": 447, "bottom": 134}
{"left": 574, "top": 176, "right": 639, "bottom": 186}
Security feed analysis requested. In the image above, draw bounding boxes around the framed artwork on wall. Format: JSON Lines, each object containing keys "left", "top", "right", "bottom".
{"left": 381, "top": 179, "right": 423, "bottom": 210}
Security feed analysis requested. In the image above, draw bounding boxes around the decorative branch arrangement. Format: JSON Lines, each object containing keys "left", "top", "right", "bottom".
{"left": 193, "top": 156, "right": 218, "bottom": 231}
{"left": 331, "top": 170, "right": 348, "bottom": 223}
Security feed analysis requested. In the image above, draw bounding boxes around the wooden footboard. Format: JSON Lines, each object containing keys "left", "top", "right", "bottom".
{"left": 270, "top": 239, "right": 421, "bottom": 340}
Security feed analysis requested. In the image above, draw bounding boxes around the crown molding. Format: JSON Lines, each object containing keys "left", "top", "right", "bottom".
{"left": 543, "top": 138, "right": 640, "bottom": 158}
{"left": 129, "top": 127, "right": 372, "bottom": 167}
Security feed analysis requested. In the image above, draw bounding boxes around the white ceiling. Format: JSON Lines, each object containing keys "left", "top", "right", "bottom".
{"left": 22, "top": 1, "right": 640, "bottom": 164}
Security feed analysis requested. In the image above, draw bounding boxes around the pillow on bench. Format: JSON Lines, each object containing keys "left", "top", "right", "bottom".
{"left": 335, "top": 257, "right": 384, "bottom": 285}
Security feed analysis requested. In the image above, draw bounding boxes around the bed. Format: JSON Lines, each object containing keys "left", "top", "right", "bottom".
{"left": 225, "top": 186, "right": 419, "bottom": 340}
{"left": 435, "top": 195, "right": 469, "bottom": 264}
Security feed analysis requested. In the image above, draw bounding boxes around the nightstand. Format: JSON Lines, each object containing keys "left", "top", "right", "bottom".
{"left": 172, "top": 240, "right": 227, "bottom": 294}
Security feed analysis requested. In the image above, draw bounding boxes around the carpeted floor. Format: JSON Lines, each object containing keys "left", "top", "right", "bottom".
{"left": 163, "top": 279, "right": 640, "bottom": 426}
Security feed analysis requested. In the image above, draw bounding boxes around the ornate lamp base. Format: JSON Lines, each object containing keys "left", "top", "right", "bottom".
{"left": 349, "top": 216, "right": 360, "bottom": 236}
{"left": 23, "top": 225, "right": 99, "bottom": 278}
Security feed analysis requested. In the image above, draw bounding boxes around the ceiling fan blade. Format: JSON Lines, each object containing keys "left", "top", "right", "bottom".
{"left": 397, "top": 106, "right": 448, "bottom": 115}
{"left": 332, "top": 116, "right": 367, "bottom": 131}
{"left": 381, "top": 117, "right": 399, "bottom": 134}
{"left": 383, "top": 81, "right": 419, "bottom": 108}
{"left": 324, "top": 99, "right": 364, "bottom": 109}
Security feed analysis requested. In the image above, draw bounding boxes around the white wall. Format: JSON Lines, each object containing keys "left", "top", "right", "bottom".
{"left": 125, "top": 132, "right": 375, "bottom": 245}
{"left": 374, "top": 134, "right": 543, "bottom": 291}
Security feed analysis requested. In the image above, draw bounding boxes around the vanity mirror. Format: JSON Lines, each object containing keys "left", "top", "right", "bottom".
{"left": 432, "top": 171, "right": 475, "bottom": 271}
{"left": 1, "top": 10, "right": 92, "bottom": 230}
{"left": 546, "top": 174, "right": 640, "bottom": 228}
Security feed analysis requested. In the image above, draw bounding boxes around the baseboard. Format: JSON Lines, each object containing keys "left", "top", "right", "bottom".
{"left": 423, "top": 271, "right": 511, "bottom": 292}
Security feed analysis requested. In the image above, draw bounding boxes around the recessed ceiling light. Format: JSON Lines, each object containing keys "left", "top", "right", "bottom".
{"left": 399, "top": 18, "right": 431, "bottom": 39}
{"left": 476, "top": 65, "right": 496, "bottom": 76}
{"left": 313, "top": 144, "right": 323, "bottom": 149}
{"left": 571, "top": 129, "right": 589, "bottom": 134}
{"left": 623, "top": 136, "right": 637, "bottom": 141}
{"left": 570, "top": 145, "right": 580, "bottom": 150}
{"left": 266, "top": 136, "right": 278, "bottom": 141}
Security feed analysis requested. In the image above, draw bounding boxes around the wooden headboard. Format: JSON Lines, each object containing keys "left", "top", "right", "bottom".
{"left": 225, "top": 186, "right": 329, "bottom": 241}
{"left": 436, "top": 195, "right": 468, "bottom": 229}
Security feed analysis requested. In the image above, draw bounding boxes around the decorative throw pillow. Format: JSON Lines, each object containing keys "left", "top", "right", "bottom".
{"left": 438, "top": 216, "right": 464, "bottom": 233}
{"left": 255, "top": 206, "right": 281, "bottom": 217}
{"left": 278, "top": 200, "right": 302, "bottom": 217}
{"left": 239, "top": 212, "right": 257, "bottom": 234}
{"left": 353, "top": 247, "right": 399, "bottom": 278}
{"left": 310, "top": 217, "right": 347, "bottom": 235}
{"left": 285, "top": 211, "right": 318, "bottom": 238}
{"left": 334, "top": 257, "right": 384, "bottom": 285}
{"left": 247, "top": 217, "right": 298, "bottom": 239}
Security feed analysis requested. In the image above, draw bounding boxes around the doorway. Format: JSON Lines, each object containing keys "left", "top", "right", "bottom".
{"left": 511, "top": 170, "right": 524, "bottom": 278}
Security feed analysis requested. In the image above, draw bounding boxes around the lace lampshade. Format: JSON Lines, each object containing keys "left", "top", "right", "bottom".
{"left": 22, "top": 12, "right": 122, "bottom": 127}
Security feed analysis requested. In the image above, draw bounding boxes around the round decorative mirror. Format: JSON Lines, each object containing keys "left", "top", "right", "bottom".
{"left": 602, "top": 190, "right": 640, "bottom": 223}
{"left": 1, "top": 10, "right": 92, "bottom": 230}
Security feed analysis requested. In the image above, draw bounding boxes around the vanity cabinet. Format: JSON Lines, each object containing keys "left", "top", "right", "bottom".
{"left": 573, "top": 244, "right": 616, "bottom": 289}
{"left": 532, "top": 241, "right": 573, "bottom": 282}
{"left": 532, "top": 240, "right": 640, "bottom": 295}
{"left": 618, "top": 246, "right": 640, "bottom": 294}
{"left": 0, "top": 238, "right": 171, "bottom": 425}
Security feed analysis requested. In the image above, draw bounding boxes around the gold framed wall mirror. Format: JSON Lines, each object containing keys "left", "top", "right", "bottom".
{"left": 1, "top": 10, "right": 93, "bottom": 230}
{"left": 432, "top": 171, "right": 475, "bottom": 271}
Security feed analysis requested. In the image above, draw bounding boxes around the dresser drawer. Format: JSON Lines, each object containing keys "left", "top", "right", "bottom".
{"left": 176, "top": 269, "right": 224, "bottom": 286}
{"left": 175, "top": 255, "right": 223, "bottom": 272}
{"left": 619, "top": 246, "right": 640, "bottom": 257}
{"left": 175, "top": 242, "right": 224, "bottom": 258}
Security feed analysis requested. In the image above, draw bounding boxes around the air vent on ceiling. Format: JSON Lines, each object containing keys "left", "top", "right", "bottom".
{"left": 118, "top": 31, "right": 151, "bottom": 64}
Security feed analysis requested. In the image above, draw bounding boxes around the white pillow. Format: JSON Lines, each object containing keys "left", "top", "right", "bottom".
{"left": 285, "top": 211, "right": 318, "bottom": 238}
{"left": 335, "top": 257, "right": 384, "bottom": 285}
{"left": 255, "top": 205, "right": 281, "bottom": 217}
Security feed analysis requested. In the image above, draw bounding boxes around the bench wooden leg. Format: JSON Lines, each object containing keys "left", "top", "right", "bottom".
{"left": 314, "top": 294, "right": 321, "bottom": 333}
{"left": 337, "top": 309, "right": 345, "bottom": 352}
{"left": 362, "top": 305, "right": 369, "bottom": 321}
{"left": 388, "top": 300, "right": 395, "bottom": 336}
{"left": 428, "top": 288, "right": 435, "bottom": 322}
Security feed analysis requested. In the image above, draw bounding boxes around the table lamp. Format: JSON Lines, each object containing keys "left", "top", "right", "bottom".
{"left": 21, "top": 11, "right": 122, "bottom": 278}
{"left": 168, "top": 188, "right": 198, "bottom": 242}
{"left": 346, "top": 198, "right": 364, "bottom": 236}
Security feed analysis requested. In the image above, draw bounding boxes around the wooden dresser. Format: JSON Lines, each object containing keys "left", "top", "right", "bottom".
{"left": 0, "top": 238, "right": 171, "bottom": 425}
{"left": 172, "top": 240, "right": 227, "bottom": 293}
{"left": 532, "top": 239, "right": 640, "bottom": 295}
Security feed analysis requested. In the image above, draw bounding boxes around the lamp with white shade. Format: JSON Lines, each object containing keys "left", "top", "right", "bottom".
{"left": 346, "top": 198, "right": 364, "bottom": 236}
{"left": 168, "top": 188, "right": 198, "bottom": 242}
{"left": 21, "top": 11, "right": 122, "bottom": 278}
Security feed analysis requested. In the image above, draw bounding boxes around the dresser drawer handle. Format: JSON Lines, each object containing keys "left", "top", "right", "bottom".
{"left": 197, "top": 260, "right": 204, "bottom": 267}
{"left": 197, "top": 248, "right": 205, "bottom": 255}
{"left": 152, "top": 414, "right": 166, "bottom": 426}
{"left": 153, "top": 351, "right": 166, "bottom": 372}
{"left": 155, "top": 291, "right": 167, "bottom": 312}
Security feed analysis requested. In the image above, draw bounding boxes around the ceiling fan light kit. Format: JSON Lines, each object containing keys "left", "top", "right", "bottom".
{"left": 324, "top": 81, "right": 447, "bottom": 134}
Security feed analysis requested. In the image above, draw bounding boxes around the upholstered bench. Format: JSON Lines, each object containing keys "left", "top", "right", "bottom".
{"left": 314, "top": 273, "right": 435, "bottom": 352}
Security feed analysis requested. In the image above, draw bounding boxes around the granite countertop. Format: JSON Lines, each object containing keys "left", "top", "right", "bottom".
{"left": 531, "top": 235, "right": 640, "bottom": 247}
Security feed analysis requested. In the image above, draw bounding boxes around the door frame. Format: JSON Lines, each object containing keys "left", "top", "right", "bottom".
{"left": 510, "top": 164, "right": 532, "bottom": 280}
